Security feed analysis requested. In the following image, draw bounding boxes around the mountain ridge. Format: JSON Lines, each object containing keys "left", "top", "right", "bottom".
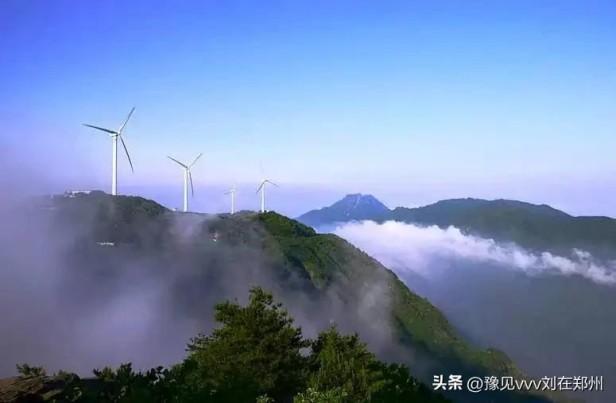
{"left": 298, "top": 194, "right": 616, "bottom": 256}
{"left": 8, "top": 191, "right": 560, "bottom": 402}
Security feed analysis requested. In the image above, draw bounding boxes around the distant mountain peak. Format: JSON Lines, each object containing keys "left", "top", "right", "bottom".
{"left": 338, "top": 193, "right": 385, "bottom": 205}
{"left": 335, "top": 194, "right": 388, "bottom": 214}
{"left": 297, "top": 194, "right": 390, "bottom": 227}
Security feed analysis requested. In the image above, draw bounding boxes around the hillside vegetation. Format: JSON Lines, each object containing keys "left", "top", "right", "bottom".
{"left": 6, "top": 192, "right": 561, "bottom": 402}
{"left": 0, "top": 288, "right": 451, "bottom": 402}
{"left": 391, "top": 198, "right": 616, "bottom": 255}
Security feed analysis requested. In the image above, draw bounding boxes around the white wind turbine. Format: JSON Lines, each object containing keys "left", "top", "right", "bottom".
{"left": 224, "top": 186, "right": 237, "bottom": 214}
{"left": 256, "top": 179, "right": 278, "bottom": 213}
{"left": 83, "top": 107, "right": 135, "bottom": 196}
{"left": 168, "top": 153, "right": 202, "bottom": 212}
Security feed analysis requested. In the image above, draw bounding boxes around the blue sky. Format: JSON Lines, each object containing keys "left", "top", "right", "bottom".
{"left": 1, "top": 1, "right": 615, "bottom": 216}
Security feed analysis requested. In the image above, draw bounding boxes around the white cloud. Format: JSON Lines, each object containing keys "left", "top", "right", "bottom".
{"left": 332, "top": 221, "right": 616, "bottom": 286}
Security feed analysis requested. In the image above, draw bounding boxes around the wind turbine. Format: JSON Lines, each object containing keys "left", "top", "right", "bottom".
{"left": 83, "top": 107, "right": 135, "bottom": 196}
{"left": 168, "top": 153, "right": 202, "bottom": 212}
{"left": 224, "top": 186, "right": 237, "bottom": 214}
{"left": 256, "top": 179, "right": 278, "bottom": 213}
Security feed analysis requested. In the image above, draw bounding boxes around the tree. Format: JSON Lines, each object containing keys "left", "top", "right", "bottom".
{"left": 306, "top": 328, "right": 450, "bottom": 403}
{"left": 16, "top": 363, "right": 46, "bottom": 378}
{"left": 184, "top": 287, "right": 310, "bottom": 402}
{"left": 4, "top": 289, "right": 450, "bottom": 403}
{"left": 293, "top": 387, "right": 347, "bottom": 403}
{"left": 307, "top": 326, "right": 383, "bottom": 402}
{"left": 372, "top": 363, "right": 450, "bottom": 402}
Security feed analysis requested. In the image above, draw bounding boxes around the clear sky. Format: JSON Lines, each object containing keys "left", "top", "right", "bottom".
{"left": 1, "top": 1, "right": 615, "bottom": 216}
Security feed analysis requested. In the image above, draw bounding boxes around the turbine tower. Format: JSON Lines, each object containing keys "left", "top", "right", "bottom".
{"left": 83, "top": 107, "right": 135, "bottom": 196}
{"left": 256, "top": 179, "right": 278, "bottom": 213}
{"left": 168, "top": 153, "right": 202, "bottom": 212}
{"left": 224, "top": 186, "right": 237, "bottom": 214}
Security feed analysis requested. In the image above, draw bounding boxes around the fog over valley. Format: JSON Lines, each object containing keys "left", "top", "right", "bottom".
{"left": 332, "top": 220, "right": 616, "bottom": 403}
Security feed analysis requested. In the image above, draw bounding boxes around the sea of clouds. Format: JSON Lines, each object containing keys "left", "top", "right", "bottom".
{"left": 333, "top": 220, "right": 616, "bottom": 286}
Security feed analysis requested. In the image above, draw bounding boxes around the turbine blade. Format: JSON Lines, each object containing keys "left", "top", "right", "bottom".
{"left": 167, "top": 156, "right": 187, "bottom": 168}
{"left": 190, "top": 152, "right": 203, "bottom": 168}
{"left": 118, "top": 107, "right": 135, "bottom": 134}
{"left": 189, "top": 171, "right": 195, "bottom": 196}
{"left": 256, "top": 181, "right": 265, "bottom": 193}
{"left": 83, "top": 124, "right": 117, "bottom": 135}
{"left": 265, "top": 180, "right": 279, "bottom": 187}
{"left": 120, "top": 137, "right": 134, "bottom": 172}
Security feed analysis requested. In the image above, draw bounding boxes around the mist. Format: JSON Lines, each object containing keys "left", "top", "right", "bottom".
{"left": 332, "top": 220, "right": 616, "bottom": 403}
{"left": 333, "top": 220, "right": 616, "bottom": 286}
{"left": 0, "top": 180, "right": 400, "bottom": 378}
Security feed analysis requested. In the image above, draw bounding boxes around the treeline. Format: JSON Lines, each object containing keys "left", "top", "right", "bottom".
{"left": 12, "top": 288, "right": 449, "bottom": 402}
